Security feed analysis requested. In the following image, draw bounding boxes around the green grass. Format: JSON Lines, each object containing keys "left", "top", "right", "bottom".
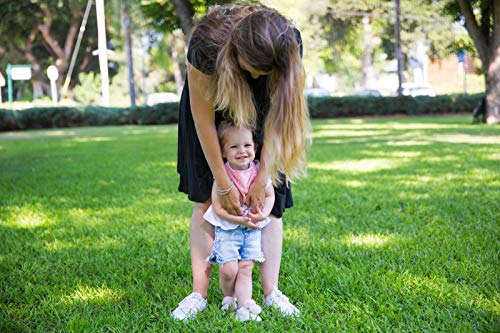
{"left": 1, "top": 115, "right": 499, "bottom": 332}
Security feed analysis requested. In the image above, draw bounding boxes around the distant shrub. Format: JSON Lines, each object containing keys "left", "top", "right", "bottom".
{"left": 0, "top": 103, "right": 178, "bottom": 131}
{"left": 307, "top": 93, "right": 483, "bottom": 118}
{"left": 0, "top": 94, "right": 483, "bottom": 131}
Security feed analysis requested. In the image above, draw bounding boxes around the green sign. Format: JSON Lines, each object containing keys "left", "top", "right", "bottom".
{"left": 6, "top": 64, "right": 32, "bottom": 103}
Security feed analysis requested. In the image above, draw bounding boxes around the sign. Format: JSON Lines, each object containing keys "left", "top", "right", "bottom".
{"left": 6, "top": 64, "right": 33, "bottom": 103}
{"left": 47, "top": 65, "right": 59, "bottom": 80}
{"left": 0, "top": 72, "right": 4, "bottom": 104}
{"left": 9, "top": 66, "right": 32, "bottom": 80}
{"left": 46, "top": 65, "right": 59, "bottom": 105}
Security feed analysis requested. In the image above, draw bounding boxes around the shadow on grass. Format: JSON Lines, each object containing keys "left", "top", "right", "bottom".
{"left": 1, "top": 119, "right": 498, "bottom": 331}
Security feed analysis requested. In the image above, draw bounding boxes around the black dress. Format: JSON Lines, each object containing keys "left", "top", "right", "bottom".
{"left": 177, "top": 29, "right": 303, "bottom": 218}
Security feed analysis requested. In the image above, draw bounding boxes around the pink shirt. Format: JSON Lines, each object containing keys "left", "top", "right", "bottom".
{"left": 203, "top": 161, "right": 272, "bottom": 230}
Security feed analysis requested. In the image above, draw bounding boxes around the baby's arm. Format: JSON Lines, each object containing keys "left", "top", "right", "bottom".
{"left": 248, "top": 184, "right": 275, "bottom": 222}
{"left": 211, "top": 183, "right": 260, "bottom": 230}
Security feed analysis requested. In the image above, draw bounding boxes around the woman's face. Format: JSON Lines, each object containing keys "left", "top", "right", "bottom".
{"left": 237, "top": 56, "right": 272, "bottom": 79}
{"left": 221, "top": 127, "right": 256, "bottom": 170}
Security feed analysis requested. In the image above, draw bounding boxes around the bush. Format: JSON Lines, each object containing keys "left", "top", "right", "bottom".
{"left": 0, "top": 103, "right": 179, "bottom": 131}
{"left": 307, "top": 93, "right": 483, "bottom": 118}
{"left": 0, "top": 94, "right": 483, "bottom": 131}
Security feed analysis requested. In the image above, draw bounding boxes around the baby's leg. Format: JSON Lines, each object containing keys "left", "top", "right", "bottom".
{"left": 235, "top": 260, "right": 254, "bottom": 308}
{"left": 219, "top": 260, "right": 238, "bottom": 297}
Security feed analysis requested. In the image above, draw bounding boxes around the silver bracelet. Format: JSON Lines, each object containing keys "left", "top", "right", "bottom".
{"left": 216, "top": 181, "right": 234, "bottom": 196}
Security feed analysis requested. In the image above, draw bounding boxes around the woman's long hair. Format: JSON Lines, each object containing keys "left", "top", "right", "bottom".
{"left": 196, "top": 4, "right": 310, "bottom": 185}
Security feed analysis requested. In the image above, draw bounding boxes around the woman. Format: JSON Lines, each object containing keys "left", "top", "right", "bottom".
{"left": 173, "top": 3, "right": 310, "bottom": 320}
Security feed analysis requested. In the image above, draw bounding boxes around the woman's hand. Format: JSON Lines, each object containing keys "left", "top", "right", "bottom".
{"left": 245, "top": 178, "right": 266, "bottom": 213}
{"left": 219, "top": 186, "right": 244, "bottom": 216}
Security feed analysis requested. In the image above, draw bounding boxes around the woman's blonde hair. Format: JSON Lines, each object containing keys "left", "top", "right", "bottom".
{"left": 194, "top": 4, "right": 310, "bottom": 185}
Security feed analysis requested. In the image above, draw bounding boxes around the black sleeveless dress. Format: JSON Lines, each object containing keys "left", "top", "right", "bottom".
{"left": 177, "top": 29, "right": 303, "bottom": 218}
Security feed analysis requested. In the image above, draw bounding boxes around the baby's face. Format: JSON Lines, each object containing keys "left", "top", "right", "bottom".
{"left": 222, "top": 127, "right": 255, "bottom": 170}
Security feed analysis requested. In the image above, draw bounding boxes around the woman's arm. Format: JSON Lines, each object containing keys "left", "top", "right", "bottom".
{"left": 248, "top": 182, "right": 275, "bottom": 222}
{"left": 245, "top": 147, "right": 270, "bottom": 211}
{"left": 188, "top": 63, "right": 243, "bottom": 215}
{"left": 211, "top": 183, "right": 260, "bottom": 230}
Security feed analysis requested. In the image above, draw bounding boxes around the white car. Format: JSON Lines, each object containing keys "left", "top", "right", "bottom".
{"left": 401, "top": 83, "right": 436, "bottom": 97}
{"left": 146, "top": 92, "right": 179, "bottom": 105}
{"left": 304, "top": 88, "right": 331, "bottom": 97}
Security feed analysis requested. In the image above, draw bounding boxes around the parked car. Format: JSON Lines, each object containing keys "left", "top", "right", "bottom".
{"left": 304, "top": 88, "right": 331, "bottom": 97}
{"left": 353, "top": 89, "right": 382, "bottom": 97}
{"left": 401, "top": 83, "right": 436, "bottom": 97}
{"left": 146, "top": 92, "right": 179, "bottom": 106}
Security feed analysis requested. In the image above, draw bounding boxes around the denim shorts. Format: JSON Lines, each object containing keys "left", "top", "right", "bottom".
{"left": 206, "top": 226, "right": 265, "bottom": 265}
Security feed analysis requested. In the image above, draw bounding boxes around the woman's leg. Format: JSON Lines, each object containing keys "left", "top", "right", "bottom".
{"left": 190, "top": 201, "right": 213, "bottom": 298}
{"left": 259, "top": 215, "right": 283, "bottom": 297}
{"left": 259, "top": 215, "right": 300, "bottom": 316}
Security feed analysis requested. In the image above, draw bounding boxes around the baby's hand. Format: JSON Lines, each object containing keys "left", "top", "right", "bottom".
{"left": 235, "top": 216, "right": 260, "bottom": 230}
{"left": 247, "top": 206, "right": 268, "bottom": 223}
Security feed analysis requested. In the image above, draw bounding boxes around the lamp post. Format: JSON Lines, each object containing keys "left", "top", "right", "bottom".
{"left": 96, "top": 0, "right": 110, "bottom": 106}
{"left": 47, "top": 65, "right": 59, "bottom": 105}
{"left": 0, "top": 72, "right": 5, "bottom": 104}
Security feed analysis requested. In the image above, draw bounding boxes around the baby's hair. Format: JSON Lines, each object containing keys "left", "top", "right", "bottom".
{"left": 217, "top": 120, "right": 256, "bottom": 148}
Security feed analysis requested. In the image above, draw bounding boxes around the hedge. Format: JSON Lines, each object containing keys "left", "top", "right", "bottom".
{"left": 0, "top": 103, "right": 179, "bottom": 131}
{"left": 0, "top": 94, "right": 482, "bottom": 131}
{"left": 307, "top": 93, "right": 483, "bottom": 118}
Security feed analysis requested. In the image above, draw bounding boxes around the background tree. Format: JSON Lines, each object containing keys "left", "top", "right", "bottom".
{"left": 140, "top": 0, "right": 236, "bottom": 95}
{"left": 121, "top": 1, "right": 136, "bottom": 106}
{"left": 0, "top": 0, "right": 115, "bottom": 101}
{"left": 442, "top": 0, "right": 499, "bottom": 124}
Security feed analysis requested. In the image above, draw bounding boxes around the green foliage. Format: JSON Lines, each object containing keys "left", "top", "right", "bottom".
{"left": 0, "top": 116, "right": 498, "bottom": 331}
{"left": 0, "top": 103, "right": 179, "bottom": 131}
{"left": 0, "top": 0, "right": 100, "bottom": 81}
{"left": 140, "top": 0, "right": 236, "bottom": 33}
{"left": 0, "top": 94, "right": 484, "bottom": 131}
{"left": 307, "top": 93, "right": 483, "bottom": 118}
{"left": 73, "top": 72, "right": 103, "bottom": 105}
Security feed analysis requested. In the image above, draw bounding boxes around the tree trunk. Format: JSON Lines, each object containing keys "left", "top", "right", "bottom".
{"left": 485, "top": 48, "right": 500, "bottom": 124}
{"left": 393, "top": 0, "right": 404, "bottom": 94}
{"left": 457, "top": 0, "right": 499, "bottom": 124}
{"left": 362, "top": 17, "right": 375, "bottom": 89}
{"left": 485, "top": 2, "right": 500, "bottom": 124}
{"left": 122, "top": 6, "right": 136, "bottom": 107}
{"left": 172, "top": 0, "right": 195, "bottom": 36}
{"left": 32, "top": 80, "right": 44, "bottom": 99}
{"left": 171, "top": 31, "right": 183, "bottom": 96}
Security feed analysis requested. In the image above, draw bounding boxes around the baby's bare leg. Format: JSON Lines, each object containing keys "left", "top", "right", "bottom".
{"left": 219, "top": 260, "right": 238, "bottom": 297}
{"left": 234, "top": 260, "right": 254, "bottom": 307}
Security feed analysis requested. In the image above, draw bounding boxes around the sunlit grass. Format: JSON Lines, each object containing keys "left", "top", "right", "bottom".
{"left": 61, "top": 285, "right": 124, "bottom": 305}
{"left": 1, "top": 115, "right": 499, "bottom": 332}
{"left": 309, "top": 158, "right": 403, "bottom": 172}
{"left": 343, "top": 233, "right": 399, "bottom": 248}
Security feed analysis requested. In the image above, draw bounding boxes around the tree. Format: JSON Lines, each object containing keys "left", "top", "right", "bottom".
{"left": 444, "top": 0, "right": 499, "bottom": 124}
{"left": 172, "top": 0, "right": 195, "bottom": 36}
{"left": 121, "top": 1, "right": 136, "bottom": 106}
{"left": 140, "top": 0, "right": 235, "bottom": 95}
{"left": 141, "top": 0, "right": 236, "bottom": 36}
{"left": 0, "top": 0, "right": 107, "bottom": 100}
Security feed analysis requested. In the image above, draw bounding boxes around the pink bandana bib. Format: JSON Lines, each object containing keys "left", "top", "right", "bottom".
{"left": 225, "top": 161, "right": 258, "bottom": 203}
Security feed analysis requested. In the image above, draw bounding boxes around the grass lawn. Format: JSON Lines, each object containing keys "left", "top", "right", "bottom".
{"left": 0, "top": 115, "right": 498, "bottom": 332}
